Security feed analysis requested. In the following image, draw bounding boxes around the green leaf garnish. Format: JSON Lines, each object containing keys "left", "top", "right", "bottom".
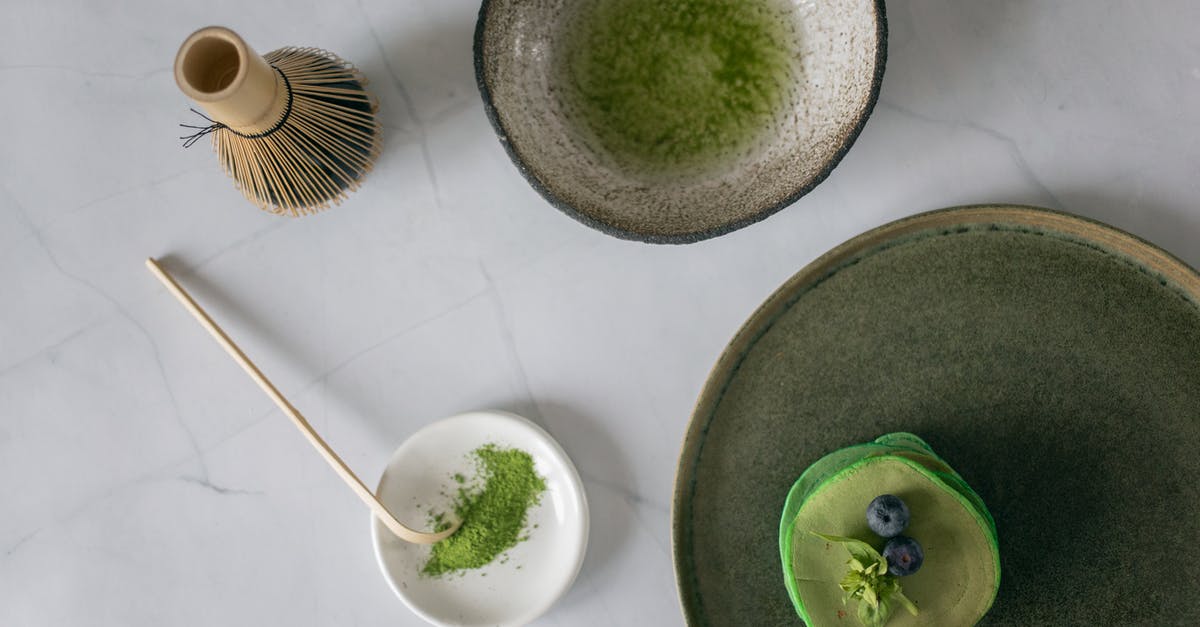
{"left": 892, "top": 589, "right": 920, "bottom": 616}
{"left": 857, "top": 595, "right": 890, "bottom": 627}
{"left": 811, "top": 531, "right": 920, "bottom": 627}
{"left": 813, "top": 532, "right": 883, "bottom": 566}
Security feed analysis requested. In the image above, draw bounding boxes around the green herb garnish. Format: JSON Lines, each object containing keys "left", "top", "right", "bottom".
{"left": 812, "top": 533, "right": 919, "bottom": 627}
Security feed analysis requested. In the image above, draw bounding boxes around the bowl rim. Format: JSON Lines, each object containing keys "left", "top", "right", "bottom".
{"left": 472, "top": 0, "right": 889, "bottom": 244}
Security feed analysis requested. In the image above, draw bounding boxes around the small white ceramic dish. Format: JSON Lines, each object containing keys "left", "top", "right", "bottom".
{"left": 372, "top": 410, "right": 589, "bottom": 627}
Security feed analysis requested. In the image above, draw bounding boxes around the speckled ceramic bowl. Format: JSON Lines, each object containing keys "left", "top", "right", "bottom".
{"left": 474, "top": 0, "right": 887, "bottom": 244}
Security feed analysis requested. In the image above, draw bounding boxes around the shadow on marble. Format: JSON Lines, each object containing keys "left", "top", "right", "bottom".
{"left": 881, "top": 2, "right": 1046, "bottom": 114}
{"left": 353, "top": 3, "right": 481, "bottom": 162}
{"left": 876, "top": 0, "right": 1200, "bottom": 270}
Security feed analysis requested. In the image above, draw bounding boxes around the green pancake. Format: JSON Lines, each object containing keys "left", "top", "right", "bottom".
{"left": 780, "top": 434, "right": 1000, "bottom": 626}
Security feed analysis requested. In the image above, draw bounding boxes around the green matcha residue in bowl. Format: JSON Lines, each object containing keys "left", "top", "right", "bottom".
{"left": 564, "top": 0, "right": 795, "bottom": 172}
{"left": 422, "top": 444, "right": 547, "bottom": 577}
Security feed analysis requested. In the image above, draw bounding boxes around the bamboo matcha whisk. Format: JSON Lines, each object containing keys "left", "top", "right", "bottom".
{"left": 175, "top": 26, "right": 380, "bottom": 216}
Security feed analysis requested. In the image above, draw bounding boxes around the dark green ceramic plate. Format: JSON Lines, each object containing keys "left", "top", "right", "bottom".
{"left": 672, "top": 205, "right": 1200, "bottom": 625}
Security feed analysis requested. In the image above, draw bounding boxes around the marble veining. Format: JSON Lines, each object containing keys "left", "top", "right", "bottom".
{"left": 2, "top": 1, "right": 1199, "bottom": 625}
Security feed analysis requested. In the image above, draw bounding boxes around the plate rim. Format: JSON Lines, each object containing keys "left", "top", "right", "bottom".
{"left": 669, "top": 204, "right": 1200, "bottom": 624}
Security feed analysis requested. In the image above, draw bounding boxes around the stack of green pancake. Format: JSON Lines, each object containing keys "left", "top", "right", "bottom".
{"left": 780, "top": 433, "right": 1001, "bottom": 626}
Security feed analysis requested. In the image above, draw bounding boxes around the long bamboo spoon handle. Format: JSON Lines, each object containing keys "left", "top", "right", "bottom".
{"left": 145, "top": 258, "right": 459, "bottom": 544}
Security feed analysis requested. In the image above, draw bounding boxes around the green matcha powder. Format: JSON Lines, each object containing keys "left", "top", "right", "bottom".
{"left": 565, "top": 0, "right": 793, "bottom": 171}
{"left": 422, "top": 444, "right": 547, "bottom": 576}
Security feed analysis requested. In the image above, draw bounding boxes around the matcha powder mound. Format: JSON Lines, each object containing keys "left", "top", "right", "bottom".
{"left": 422, "top": 444, "right": 547, "bottom": 576}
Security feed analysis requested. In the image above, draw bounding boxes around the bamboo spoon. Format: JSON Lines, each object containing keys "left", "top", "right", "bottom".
{"left": 145, "top": 258, "right": 459, "bottom": 544}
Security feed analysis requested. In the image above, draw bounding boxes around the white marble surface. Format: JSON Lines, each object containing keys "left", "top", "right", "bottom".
{"left": 2, "top": 1, "right": 1198, "bottom": 625}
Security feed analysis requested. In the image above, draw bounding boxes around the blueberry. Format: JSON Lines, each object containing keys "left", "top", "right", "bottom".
{"left": 883, "top": 535, "right": 924, "bottom": 576}
{"left": 866, "top": 494, "right": 910, "bottom": 538}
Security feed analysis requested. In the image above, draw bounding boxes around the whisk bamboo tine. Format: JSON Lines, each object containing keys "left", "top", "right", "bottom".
{"left": 145, "top": 258, "right": 459, "bottom": 544}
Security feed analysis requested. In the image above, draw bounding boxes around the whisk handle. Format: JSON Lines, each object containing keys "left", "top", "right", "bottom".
{"left": 174, "top": 26, "right": 282, "bottom": 130}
